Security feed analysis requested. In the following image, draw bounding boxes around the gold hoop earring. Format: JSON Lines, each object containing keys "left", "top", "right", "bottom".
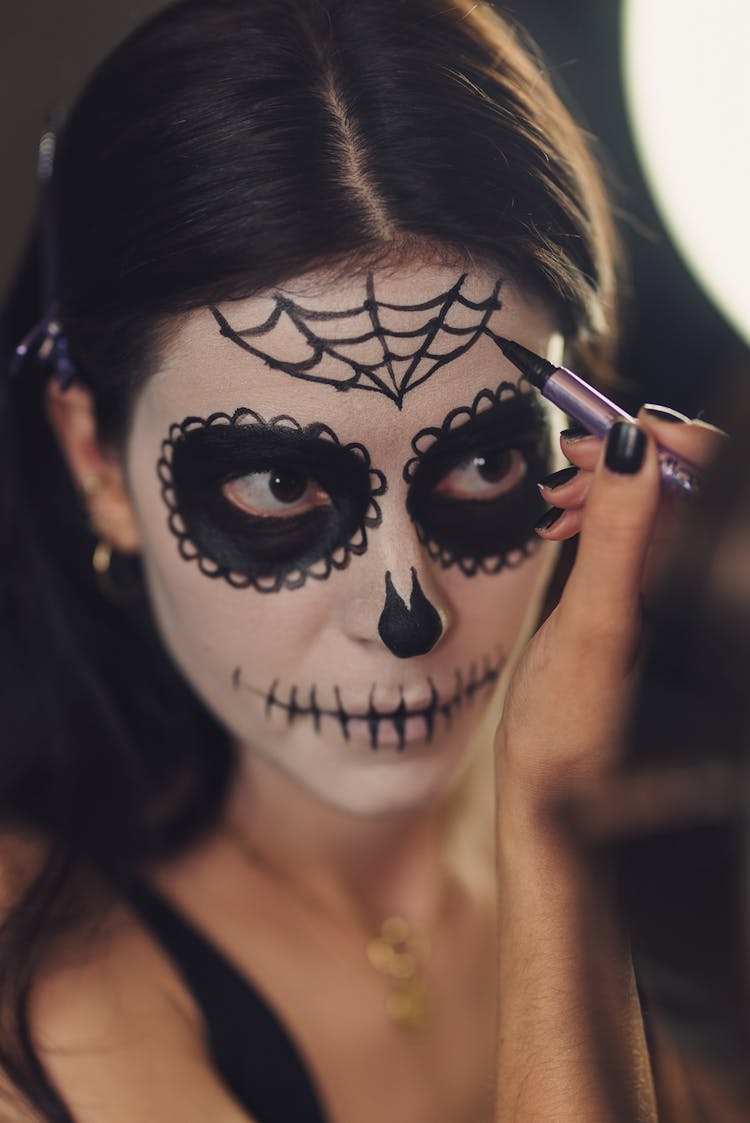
{"left": 92, "top": 539, "right": 112, "bottom": 577}
{"left": 92, "top": 540, "right": 143, "bottom": 603}
{"left": 81, "top": 476, "right": 103, "bottom": 499}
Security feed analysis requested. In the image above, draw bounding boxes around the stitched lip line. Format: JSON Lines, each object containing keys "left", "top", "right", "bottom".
{"left": 236, "top": 655, "right": 505, "bottom": 751}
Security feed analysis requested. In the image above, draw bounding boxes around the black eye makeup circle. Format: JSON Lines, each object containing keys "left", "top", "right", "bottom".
{"left": 403, "top": 382, "right": 552, "bottom": 576}
{"left": 158, "top": 408, "right": 387, "bottom": 593}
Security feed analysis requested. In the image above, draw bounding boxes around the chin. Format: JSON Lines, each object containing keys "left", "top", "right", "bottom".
{"left": 268, "top": 713, "right": 487, "bottom": 820}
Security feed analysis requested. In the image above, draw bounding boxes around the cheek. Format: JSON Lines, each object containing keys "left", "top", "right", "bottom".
{"left": 131, "top": 472, "right": 331, "bottom": 719}
{"left": 145, "top": 555, "right": 337, "bottom": 738}
{"left": 445, "top": 542, "right": 554, "bottom": 653}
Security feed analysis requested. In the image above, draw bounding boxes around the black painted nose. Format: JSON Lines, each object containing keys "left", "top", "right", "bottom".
{"left": 377, "top": 568, "right": 444, "bottom": 659}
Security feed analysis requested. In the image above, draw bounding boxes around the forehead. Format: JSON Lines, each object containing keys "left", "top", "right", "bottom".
{"left": 139, "top": 263, "right": 561, "bottom": 440}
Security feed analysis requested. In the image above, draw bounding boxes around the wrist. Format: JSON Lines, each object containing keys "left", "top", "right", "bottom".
{"left": 494, "top": 737, "right": 577, "bottom": 844}
{"left": 494, "top": 752, "right": 616, "bottom": 907}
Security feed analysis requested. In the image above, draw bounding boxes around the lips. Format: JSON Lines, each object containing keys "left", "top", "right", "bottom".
{"left": 238, "top": 655, "right": 505, "bottom": 751}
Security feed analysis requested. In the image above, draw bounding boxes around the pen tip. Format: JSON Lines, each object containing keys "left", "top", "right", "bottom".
{"left": 495, "top": 338, "right": 556, "bottom": 390}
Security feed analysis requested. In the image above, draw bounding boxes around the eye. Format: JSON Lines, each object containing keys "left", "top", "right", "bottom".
{"left": 223, "top": 466, "right": 332, "bottom": 517}
{"left": 433, "top": 448, "right": 527, "bottom": 500}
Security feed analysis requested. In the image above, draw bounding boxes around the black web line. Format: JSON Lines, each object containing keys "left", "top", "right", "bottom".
{"left": 365, "top": 272, "right": 398, "bottom": 397}
{"left": 398, "top": 274, "right": 466, "bottom": 398}
{"left": 210, "top": 274, "right": 505, "bottom": 408}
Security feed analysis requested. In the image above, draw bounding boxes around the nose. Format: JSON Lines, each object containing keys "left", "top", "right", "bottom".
{"left": 377, "top": 567, "right": 445, "bottom": 659}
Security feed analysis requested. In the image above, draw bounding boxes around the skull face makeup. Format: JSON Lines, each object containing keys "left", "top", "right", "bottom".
{"left": 125, "top": 264, "right": 564, "bottom": 816}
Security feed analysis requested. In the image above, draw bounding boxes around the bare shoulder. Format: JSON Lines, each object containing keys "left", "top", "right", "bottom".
{"left": 30, "top": 894, "right": 198, "bottom": 1049}
{"left": 3, "top": 874, "right": 255, "bottom": 1123}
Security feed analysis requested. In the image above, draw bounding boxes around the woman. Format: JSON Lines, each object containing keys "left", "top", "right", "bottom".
{"left": 0, "top": 1, "right": 722, "bottom": 1120}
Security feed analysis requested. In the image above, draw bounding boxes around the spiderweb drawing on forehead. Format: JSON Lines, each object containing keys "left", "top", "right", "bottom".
{"left": 210, "top": 274, "right": 504, "bottom": 409}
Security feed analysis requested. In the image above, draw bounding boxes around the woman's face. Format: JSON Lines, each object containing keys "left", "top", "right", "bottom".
{"left": 125, "top": 263, "right": 564, "bottom": 816}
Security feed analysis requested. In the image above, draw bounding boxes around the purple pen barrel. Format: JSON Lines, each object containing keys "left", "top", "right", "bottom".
{"left": 544, "top": 366, "right": 631, "bottom": 438}
{"left": 546, "top": 366, "right": 702, "bottom": 500}
{"left": 494, "top": 340, "right": 703, "bottom": 500}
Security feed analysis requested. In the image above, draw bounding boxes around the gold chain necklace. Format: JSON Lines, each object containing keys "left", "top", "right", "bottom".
{"left": 225, "top": 826, "right": 432, "bottom": 1033}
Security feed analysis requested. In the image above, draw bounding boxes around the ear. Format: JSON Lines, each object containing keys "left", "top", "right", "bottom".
{"left": 45, "top": 378, "right": 141, "bottom": 554}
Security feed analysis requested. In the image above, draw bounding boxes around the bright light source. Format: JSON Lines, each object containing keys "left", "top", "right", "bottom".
{"left": 622, "top": 0, "right": 750, "bottom": 344}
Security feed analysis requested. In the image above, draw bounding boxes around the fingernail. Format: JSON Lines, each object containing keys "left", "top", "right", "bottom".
{"left": 605, "top": 421, "right": 646, "bottom": 475}
{"left": 689, "top": 417, "right": 726, "bottom": 436}
{"left": 534, "top": 506, "right": 564, "bottom": 532}
{"left": 538, "top": 466, "right": 579, "bottom": 491}
{"left": 643, "top": 403, "right": 690, "bottom": 424}
{"left": 560, "top": 425, "right": 592, "bottom": 442}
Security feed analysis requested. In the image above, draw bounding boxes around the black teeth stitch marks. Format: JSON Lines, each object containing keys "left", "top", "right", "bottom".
{"left": 378, "top": 569, "right": 444, "bottom": 659}
{"left": 403, "top": 381, "right": 551, "bottom": 576}
{"left": 210, "top": 274, "right": 504, "bottom": 409}
{"left": 237, "top": 654, "right": 505, "bottom": 751}
{"left": 158, "top": 408, "right": 387, "bottom": 592}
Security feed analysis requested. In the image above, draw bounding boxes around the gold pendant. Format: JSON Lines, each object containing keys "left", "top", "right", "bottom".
{"left": 366, "top": 917, "right": 430, "bottom": 1033}
{"left": 385, "top": 976, "right": 429, "bottom": 1032}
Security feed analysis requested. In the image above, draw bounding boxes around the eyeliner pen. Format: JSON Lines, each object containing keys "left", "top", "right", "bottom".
{"left": 495, "top": 339, "right": 702, "bottom": 500}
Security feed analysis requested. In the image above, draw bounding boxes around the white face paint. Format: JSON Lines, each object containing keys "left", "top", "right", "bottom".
{"left": 126, "top": 263, "right": 564, "bottom": 817}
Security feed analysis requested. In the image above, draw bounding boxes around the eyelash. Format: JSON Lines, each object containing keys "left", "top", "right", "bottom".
{"left": 221, "top": 442, "right": 527, "bottom": 525}
{"left": 223, "top": 467, "right": 332, "bottom": 518}
{"left": 433, "top": 447, "right": 527, "bottom": 501}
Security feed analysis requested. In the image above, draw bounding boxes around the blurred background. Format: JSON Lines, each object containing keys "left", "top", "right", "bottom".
{"left": 2, "top": 0, "right": 749, "bottom": 418}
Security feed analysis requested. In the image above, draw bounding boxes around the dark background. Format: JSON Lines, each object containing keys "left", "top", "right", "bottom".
{"left": 2, "top": 0, "right": 748, "bottom": 418}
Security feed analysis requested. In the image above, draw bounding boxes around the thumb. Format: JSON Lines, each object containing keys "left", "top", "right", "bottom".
{"left": 560, "top": 421, "right": 661, "bottom": 647}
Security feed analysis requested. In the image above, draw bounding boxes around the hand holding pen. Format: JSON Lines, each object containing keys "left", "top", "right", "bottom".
{"left": 492, "top": 337, "right": 726, "bottom": 538}
{"left": 535, "top": 410, "right": 726, "bottom": 541}
{"left": 496, "top": 339, "right": 709, "bottom": 501}
{"left": 498, "top": 414, "right": 727, "bottom": 796}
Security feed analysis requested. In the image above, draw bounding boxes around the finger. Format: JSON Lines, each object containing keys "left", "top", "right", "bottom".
{"left": 534, "top": 504, "right": 583, "bottom": 540}
{"left": 538, "top": 465, "right": 592, "bottom": 507}
{"left": 638, "top": 407, "right": 728, "bottom": 470}
{"left": 560, "top": 410, "right": 728, "bottom": 476}
{"left": 559, "top": 430, "right": 602, "bottom": 471}
{"left": 561, "top": 420, "right": 661, "bottom": 630}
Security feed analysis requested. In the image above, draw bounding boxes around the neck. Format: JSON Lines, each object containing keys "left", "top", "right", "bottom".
{"left": 222, "top": 751, "right": 451, "bottom": 932}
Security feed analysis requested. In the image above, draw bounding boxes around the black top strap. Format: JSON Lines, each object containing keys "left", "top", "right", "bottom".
{"left": 125, "top": 880, "right": 328, "bottom": 1123}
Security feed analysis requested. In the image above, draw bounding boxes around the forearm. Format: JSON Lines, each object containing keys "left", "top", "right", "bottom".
{"left": 493, "top": 777, "right": 657, "bottom": 1123}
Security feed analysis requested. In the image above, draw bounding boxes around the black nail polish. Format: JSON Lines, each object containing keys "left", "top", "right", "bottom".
{"left": 605, "top": 422, "right": 646, "bottom": 474}
{"left": 534, "top": 506, "right": 564, "bottom": 532}
{"left": 560, "top": 425, "right": 592, "bottom": 442}
{"left": 643, "top": 403, "right": 689, "bottom": 424}
{"left": 538, "top": 466, "right": 579, "bottom": 490}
